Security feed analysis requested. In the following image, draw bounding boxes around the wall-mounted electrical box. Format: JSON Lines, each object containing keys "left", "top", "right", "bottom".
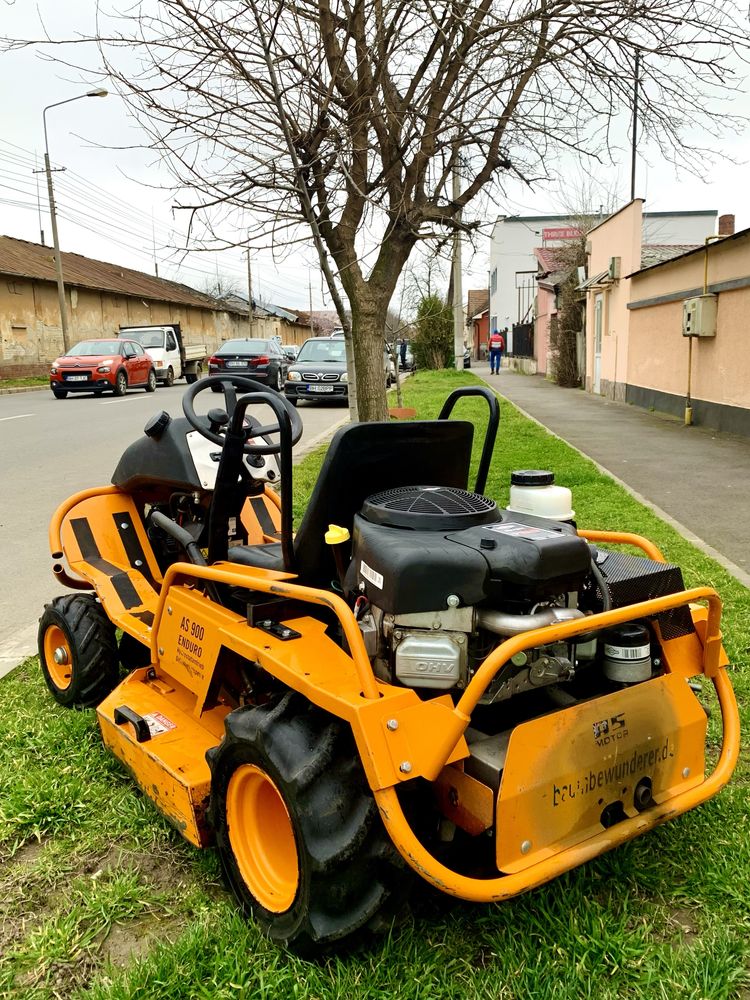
{"left": 682, "top": 294, "right": 717, "bottom": 337}
{"left": 608, "top": 256, "right": 621, "bottom": 280}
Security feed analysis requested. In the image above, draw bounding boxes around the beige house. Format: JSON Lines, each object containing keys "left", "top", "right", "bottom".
{"left": 0, "top": 236, "right": 253, "bottom": 377}
{"left": 581, "top": 202, "right": 748, "bottom": 436}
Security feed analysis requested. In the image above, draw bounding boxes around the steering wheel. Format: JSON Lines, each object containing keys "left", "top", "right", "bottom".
{"left": 182, "top": 375, "right": 303, "bottom": 455}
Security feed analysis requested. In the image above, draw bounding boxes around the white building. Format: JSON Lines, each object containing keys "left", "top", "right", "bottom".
{"left": 489, "top": 210, "right": 718, "bottom": 351}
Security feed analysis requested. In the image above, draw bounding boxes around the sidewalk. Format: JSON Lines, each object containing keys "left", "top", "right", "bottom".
{"left": 473, "top": 362, "right": 750, "bottom": 588}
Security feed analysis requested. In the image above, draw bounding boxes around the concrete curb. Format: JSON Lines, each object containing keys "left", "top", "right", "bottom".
{"left": 0, "top": 384, "right": 48, "bottom": 395}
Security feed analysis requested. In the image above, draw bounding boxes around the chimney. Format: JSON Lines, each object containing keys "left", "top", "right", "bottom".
{"left": 718, "top": 214, "right": 735, "bottom": 236}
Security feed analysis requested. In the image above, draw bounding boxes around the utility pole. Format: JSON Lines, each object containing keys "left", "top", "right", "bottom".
{"left": 308, "top": 271, "right": 315, "bottom": 336}
{"left": 246, "top": 248, "right": 254, "bottom": 337}
{"left": 42, "top": 88, "right": 108, "bottom": 354}
{"left": 452, "top": 150, "right": 464, "bottom": 372}
{"left": 630, "top": 50, "right": 640, "bottom": 201}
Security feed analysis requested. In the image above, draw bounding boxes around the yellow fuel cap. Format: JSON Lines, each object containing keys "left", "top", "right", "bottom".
{"left": 325, "top": 524, "right": 351, "bottom": 545}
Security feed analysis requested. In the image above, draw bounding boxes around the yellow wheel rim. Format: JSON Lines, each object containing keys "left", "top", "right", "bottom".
{"left": 43, "top": 624, "right": 72, "bottom": 691}
{"left": 226, "top": 764, "right": 299, "bottom": 913}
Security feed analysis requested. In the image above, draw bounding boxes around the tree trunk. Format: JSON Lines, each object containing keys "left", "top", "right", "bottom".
{"left": 350, "top": 297, "right": 389, "bottom": 422}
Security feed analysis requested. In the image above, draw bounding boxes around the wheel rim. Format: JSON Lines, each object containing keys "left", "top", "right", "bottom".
{"left": 226, "top": 764, "right": 299, "bottom": 912}
{"left": 118, "top": 374, "right": 126, "bottom": 392}
{"left": 43, "top": 624, "right": 72, "bottom": 691}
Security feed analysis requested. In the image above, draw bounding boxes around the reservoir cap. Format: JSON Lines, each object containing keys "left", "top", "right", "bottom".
{"left": 511, "top": 470, "right": 554, "bottom": 487}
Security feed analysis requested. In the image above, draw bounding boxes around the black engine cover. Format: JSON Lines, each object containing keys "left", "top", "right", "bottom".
{"left": 351, "top": 508, "right": 592, "bottom": 614}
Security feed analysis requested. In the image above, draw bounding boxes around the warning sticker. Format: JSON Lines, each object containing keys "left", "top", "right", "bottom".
{"left": 142, "top": 711, "right": 176, "bottom": 738}
{"left": 360, "top": 560, "right": 384, "bottom": 589}
{"left": 486, "top": 521, "right": 560, "bottom": 541}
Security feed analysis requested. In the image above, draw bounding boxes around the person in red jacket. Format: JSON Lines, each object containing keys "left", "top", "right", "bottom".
{"left": 489, "top": 329, "right": 505, "bottom": 374}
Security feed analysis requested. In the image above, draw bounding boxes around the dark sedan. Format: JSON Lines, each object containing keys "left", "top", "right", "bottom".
{"left": 208, "top": 338, "right": 288, "bottom": 392}
{"left": 284, "top": 337, "right": 348, "bottom": 405}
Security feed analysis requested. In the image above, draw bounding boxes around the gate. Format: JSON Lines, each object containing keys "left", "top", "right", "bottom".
{"left": 511, "top": 322, "right": 534, "bottom": 358}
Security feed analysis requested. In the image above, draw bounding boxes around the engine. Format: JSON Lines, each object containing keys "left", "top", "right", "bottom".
{"left": 347, "top": 483, "right": 692, "bottom": 709}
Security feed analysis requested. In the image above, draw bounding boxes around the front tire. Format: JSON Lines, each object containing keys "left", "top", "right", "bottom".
{"left": 38, "top": 594, "right": 119, "bottom": 708}
{"left": 164, "top": 366, "right": 175, "bottom": 387}
{"left": 52, "top": 389, "right": 68, "bottom": 399}
{"left": 113, "top": 370, "right": 128, "bottom": 397}
{"left": 208, "top": 693, "right": 406, "bottom": 954}
{"left": 145, "top": 368, "right": 157, "bottom": 392}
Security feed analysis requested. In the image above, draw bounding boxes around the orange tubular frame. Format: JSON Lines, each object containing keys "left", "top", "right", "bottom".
{"left": 374, "top": 671, "right": 739, "bottom": 901}
{"left": 150, "top": 562, "right": 382, "bottom": 701}
{"left": 578, "top": 529, "right": 666, "bottom": 563}
{"left": 51, "top": 502, "right": 739, "bottom": 900}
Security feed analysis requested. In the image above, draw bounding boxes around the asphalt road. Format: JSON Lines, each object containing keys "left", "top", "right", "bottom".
{"left": 0, "top": 383, "right": 348, "bottom": 676}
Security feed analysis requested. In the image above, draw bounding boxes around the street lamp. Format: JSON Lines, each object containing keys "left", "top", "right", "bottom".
{"left": 43, "top": 87, "right": 108, "bottom": 353}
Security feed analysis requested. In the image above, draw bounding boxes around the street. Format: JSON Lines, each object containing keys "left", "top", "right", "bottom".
{"left": 0, "top": 384, "right": 347, "bottom": 676}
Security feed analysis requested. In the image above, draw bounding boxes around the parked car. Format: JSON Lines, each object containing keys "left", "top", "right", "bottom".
{"left": 284, "top": 336, "right": 348, "bottom": 405}
{"left": 207, "top": 338, "right": 288, "bottom": 392}
{"left": 281, "top": 344, "right": 299, "bottom": 362}
{"left": 49, "top": 338, "right": 157, "bottom": 399}
{"left": 331, "top": 331, "right": 394, "bottom": 386}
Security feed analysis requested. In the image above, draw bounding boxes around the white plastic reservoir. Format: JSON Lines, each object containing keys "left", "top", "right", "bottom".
{"left": 507, "top": 470, "right": 575, "bottom": 521}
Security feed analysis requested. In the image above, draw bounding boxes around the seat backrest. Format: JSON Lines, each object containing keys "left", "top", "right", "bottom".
{"left": 293, "top": 419, "right": 474, "bottom": 585}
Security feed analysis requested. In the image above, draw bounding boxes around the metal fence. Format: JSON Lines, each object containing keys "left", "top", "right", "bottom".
{"left": 511, "top": 322, "right": 534, "bottom": 358}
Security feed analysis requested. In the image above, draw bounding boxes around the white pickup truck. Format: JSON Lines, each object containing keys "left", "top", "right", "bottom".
{"left": 118, "top": 324, "right": 208, "bottom": 386}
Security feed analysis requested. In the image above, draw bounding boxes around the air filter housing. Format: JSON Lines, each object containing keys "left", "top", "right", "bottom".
{"left": 361, "top": 485, "right": 498, "bottom": 531}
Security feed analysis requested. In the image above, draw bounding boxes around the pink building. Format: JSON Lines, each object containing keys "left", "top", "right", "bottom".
{"left": 582, "top": 202, "right": 748, "bottom": 436}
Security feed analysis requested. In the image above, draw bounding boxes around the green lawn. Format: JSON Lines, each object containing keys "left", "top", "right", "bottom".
{"left": 0, "top": 376, "right": 48, "bottom": 390}
{"left": 1, "top": 369, "right": 747, "bottom": 999}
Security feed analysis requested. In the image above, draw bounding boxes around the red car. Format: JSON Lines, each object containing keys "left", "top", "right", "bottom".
{"left": 49, "top": 338, "right": 157, "bottom": 399}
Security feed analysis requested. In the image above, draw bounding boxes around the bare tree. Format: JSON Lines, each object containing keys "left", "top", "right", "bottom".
{"left": 8, "top": 1, "right": 748, "bottom": 419}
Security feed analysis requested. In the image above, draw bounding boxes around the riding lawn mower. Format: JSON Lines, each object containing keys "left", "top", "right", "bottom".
{"left": 39, "top": 377, "right": 739, "bottom": 953}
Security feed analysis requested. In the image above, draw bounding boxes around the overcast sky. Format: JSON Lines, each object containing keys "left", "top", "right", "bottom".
{"left": 2, "top": 0, "right": 749, "bottom": 313}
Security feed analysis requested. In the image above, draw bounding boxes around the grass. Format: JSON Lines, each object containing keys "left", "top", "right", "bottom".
{"left": 1, "top": 368, "right": 747, "bottom": 999}
{"left": 0, "top": 376, "right": 48, "bottom": 389}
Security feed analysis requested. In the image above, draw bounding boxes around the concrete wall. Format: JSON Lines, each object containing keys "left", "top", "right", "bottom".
{"left": 627, "top": 233, "right": 750, "bottom": 433}
{"left": 0, "top": 277, "right": 251, "bottom": 371}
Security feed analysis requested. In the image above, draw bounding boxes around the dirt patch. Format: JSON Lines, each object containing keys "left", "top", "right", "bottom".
{"left": 87, "top": 844, "right": 186, "bottom": 892}
{"left": 9, "top": 839, "right": 46, "bottom": 865}
{"left": 668, "top": 907, "right": 700, "bottom": 945}
{"left": 101, "top": 914, "right": 183, "bottom": 967}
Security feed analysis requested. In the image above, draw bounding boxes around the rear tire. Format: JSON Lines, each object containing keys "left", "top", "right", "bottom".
{"left": 165, "top": 366, "right": 175, "bottom": 387}
{"left": 38, "top": 594, "right": 119, "bottom": 708}
{"left": 185, "top": 363, "right": 202, "bottom": 385}
{"left": 274, "top": 369, "right": 283, "bottom": 392}
{"left": 145, "top": 369, "right": 157, "bottom": 392}
{"left": 208, "top": 692, "right": 406, "bottom": 954}
{"left": 113, "top": 370, "right": 128, "bottom": 397}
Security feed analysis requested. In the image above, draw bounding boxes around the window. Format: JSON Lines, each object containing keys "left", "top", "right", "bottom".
{"left": 132, "top": 343, "right": 145, "bottom": 356}
{"left": 490, "top": 268, "right": 497, "bottom": 294}
{"left": 490, "top": 315, "right": 497, "bottom": 332}
{"left": 166, "top": 334, "right": 177, "bottom": 351}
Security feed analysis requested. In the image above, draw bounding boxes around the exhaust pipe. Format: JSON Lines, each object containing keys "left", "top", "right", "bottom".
{"left": 476, "top": 606, "right": 585, "bottom": 637}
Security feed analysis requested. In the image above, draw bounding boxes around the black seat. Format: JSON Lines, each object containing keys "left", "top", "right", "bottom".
{"left": 227, "top": 419, "right": 475, "bottom": 585}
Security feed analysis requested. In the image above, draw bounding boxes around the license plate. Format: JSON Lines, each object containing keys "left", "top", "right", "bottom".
{"left": 225, "top": 360, "right": 247, "bottom": 368}
{"left": 307, "top": 384, "right": 334, "bottom": 393}
{"left": 65, "top": 375, "right": 88, "bottom": 381}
